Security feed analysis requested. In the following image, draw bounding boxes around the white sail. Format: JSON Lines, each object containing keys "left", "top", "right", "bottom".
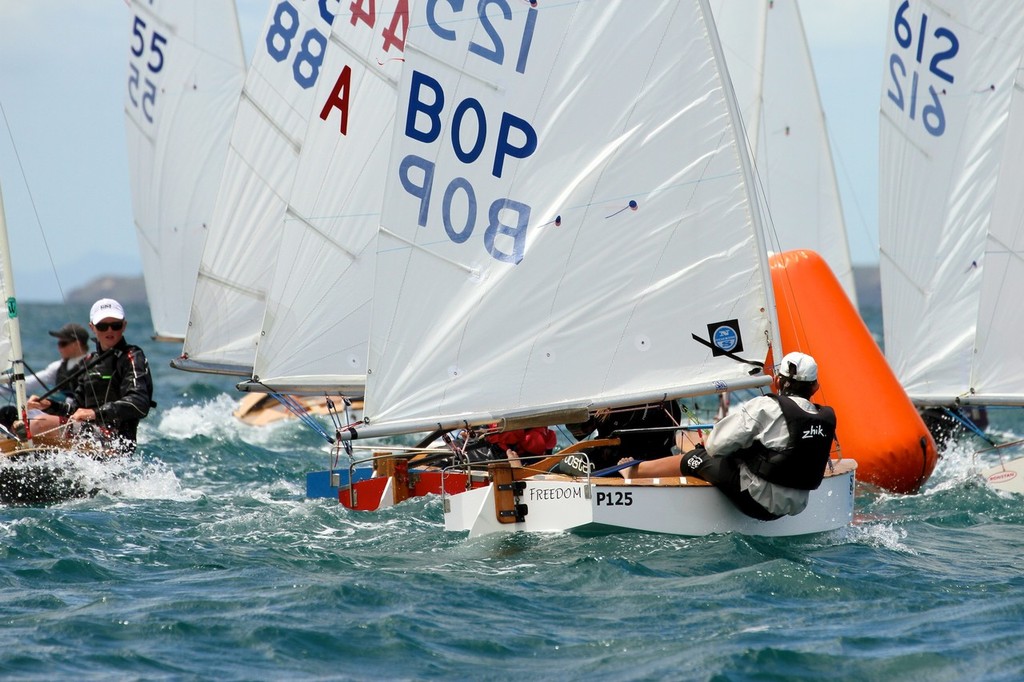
{"left": 353, "top": 0, "right": 780, "bottom": 439}
{"left": 974, "top": 56, "right": 1024, "bottom": 402}
{"left": 711, "top": 0, "right": 857, "bottom": 305}
{"left": 177, "top": 0, "right": 336, "bottom": 375}
{"left": 879, "top": 0, "right": 1024, "bottom": 405}
{"left": 248, "top": 2, "right": 410, "bottom": 395}
{"left": 124, "top": 0, "right": 246, "bottom": 342}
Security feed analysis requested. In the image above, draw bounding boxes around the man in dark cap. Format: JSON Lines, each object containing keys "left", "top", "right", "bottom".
{"left": 1, "top": 323, "right": 92, "bottom": 430}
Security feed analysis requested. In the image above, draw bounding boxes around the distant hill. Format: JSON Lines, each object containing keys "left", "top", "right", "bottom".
{"left": 66, "top": 275, "right": 148, "bottom": 305}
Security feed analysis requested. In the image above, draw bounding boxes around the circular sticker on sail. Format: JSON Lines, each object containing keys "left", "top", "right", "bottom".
{"left": 707, "top": 319, "right": 743, "bottom": 355}
{"left": 634, "top": 335, "right": 651, "bottom": 352}
{"left": 988, "top": 470, "right": 1017, "bottom": 484}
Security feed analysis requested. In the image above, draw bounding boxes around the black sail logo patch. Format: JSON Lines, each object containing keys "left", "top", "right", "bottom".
{"left": 707, "top": 319, "right": 743, "bottom": 356}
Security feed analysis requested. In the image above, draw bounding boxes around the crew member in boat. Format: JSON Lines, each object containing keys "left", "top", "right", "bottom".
{"left": 1, "top": 323, "right": 91, "bottom": 431}
{"left": 452, "top": 426, "right": 558, "bottom": 467}
{"left": 565, "top": 400, "right": 683, "bottom": 472}
{"left": 26, "top": 299, "right": 155, "bottom": 451}
{"left": 619, "top": 352, "right": 836, "bottom": 521}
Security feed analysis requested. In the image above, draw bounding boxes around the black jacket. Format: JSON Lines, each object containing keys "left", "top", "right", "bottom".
{"left": 61, "top": 338, "right": 155, "bottom": 443}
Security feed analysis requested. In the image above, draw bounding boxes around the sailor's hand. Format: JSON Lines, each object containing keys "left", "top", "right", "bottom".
{"left": 27, "top": 396, "right": 50, "bottom": 411}
{"left": 70, "top": 408, "right": 97, "bottom": 423}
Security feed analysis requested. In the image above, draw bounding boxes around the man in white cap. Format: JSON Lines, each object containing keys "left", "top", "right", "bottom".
{"left": 618, "top": 351, "right": 837, "bottom": 520}
{"left": 27, "top": 298, "right": 154, "bottom": 450}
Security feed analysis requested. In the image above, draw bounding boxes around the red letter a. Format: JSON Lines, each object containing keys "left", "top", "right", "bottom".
{"left": 319, "top": 65, "right": 352, "bottom": 135}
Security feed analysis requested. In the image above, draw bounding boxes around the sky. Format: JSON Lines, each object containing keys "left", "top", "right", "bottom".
{"left": 0, "top": 0, "right": 888, "bottom": 302}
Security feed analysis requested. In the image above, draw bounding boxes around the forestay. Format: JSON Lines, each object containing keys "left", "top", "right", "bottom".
{"left": 711, "top": 0, "right": 857, "bottom": 306}
{"left": 879, "top": 0, "right": 1024, "bottom": 405}
{"left": 354, "top": 0, "right": 780, "bottom": 439}
{"left": 247, "top": 1, "right": 411, "bottom": 395}
{"left": 178, "top": 1, "right": 336, "bottom": 376}
{"left": 124, "top": 1, "right": 246, "bottom": 343}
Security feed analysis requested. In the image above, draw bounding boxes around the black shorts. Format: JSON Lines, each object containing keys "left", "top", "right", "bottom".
{"left": 679, "top": 446, "right": 782, "bottom": 521}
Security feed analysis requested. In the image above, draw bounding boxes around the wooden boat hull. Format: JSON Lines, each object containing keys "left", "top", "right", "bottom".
{"left": 444, "top": 460, "right": 856, "bottom": 538}
{"left": 234, "top": 394, "right": 361, "bottom": 427}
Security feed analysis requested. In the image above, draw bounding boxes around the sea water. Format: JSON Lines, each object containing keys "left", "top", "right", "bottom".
{"left": 1, "top": 303, "right": 1022, "bottom": 681}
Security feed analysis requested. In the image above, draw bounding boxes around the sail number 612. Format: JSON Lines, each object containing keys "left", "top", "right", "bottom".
{"left": 886, "top": 0, "right": 959, "bottom": 137}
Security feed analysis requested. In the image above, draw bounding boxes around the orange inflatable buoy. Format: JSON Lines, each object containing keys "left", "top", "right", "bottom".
{"left": 769, "top": 250, "right": 937, "bottom": 493}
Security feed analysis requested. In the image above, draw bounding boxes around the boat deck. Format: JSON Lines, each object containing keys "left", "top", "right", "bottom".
{"left": 529, "top": 458, "right": 856, "bottom": 487}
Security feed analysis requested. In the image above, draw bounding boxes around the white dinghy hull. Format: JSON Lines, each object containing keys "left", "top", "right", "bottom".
{"left": 981, "top": 457, "right": 1024, "bottom": 495}
{"left": 445, "top": 461, "right": 856, "bottom": 539}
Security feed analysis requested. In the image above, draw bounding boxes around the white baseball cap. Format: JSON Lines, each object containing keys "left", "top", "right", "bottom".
{"left": 777, "top": 351, "right": 818, "bottom": 382}
{"left": 90, "top": 298, "right": 126, "bottom": 325}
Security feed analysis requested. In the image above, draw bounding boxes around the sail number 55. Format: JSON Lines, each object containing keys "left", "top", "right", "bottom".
{"left": 127, "top": 14, "right": 167, "bottom": 124}
{"left": 886, "top": 0, "right": 959, "bottom": 137}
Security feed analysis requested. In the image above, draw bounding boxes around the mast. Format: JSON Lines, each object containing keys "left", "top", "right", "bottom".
{"left": 701, "top": 0, "right": 783, "bottom": 365}
{"left": 0, "top": 184, "right": 31, "bottom": 444}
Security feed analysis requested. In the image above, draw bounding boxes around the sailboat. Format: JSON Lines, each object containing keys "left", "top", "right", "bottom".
{"left": 710, "top": 0, "right": 858, "bottom": 306}
{"left": 167, "top": 0, "right": 372, "bottom": 427}
{"left": 122, "top": 0, "right": 319, "bottom": 427}
{"left": 124, "top": 0, "right": 246, "bottom": 343}
{"left": 0, "top": 184, "right": 97, "bottom": 504}
{"left": 234, "top": 0, "right": 412, "bottom": 433}
{"left": 710, "top": 2, "right": 937, "bottom": 493}
{"left": 877, "top": 0, "right": 1024, "bottom": 493}
{"left": 337, "top": 0, "right": 856, "bottom": 537}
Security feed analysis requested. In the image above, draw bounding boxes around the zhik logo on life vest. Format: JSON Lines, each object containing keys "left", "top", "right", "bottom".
{"left": 802, "top": 425, "right": 826, "bottom": 439}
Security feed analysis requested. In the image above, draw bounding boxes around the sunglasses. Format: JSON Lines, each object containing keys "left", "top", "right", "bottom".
{"left": 94, "top": 321, "right": 124, "bottom": 332}
{"left": 57, "top": 339, "right": 77, "bottom": 347}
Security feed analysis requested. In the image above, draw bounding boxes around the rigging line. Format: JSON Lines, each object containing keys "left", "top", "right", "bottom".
{"left": 0, "top": 100, "right": 69, "bottom": 307}
{"left": 266, "top": 389, "right": 335, "bottom": 444}
{"left": 945, "top": 407, "right": 996, "bottom": 447}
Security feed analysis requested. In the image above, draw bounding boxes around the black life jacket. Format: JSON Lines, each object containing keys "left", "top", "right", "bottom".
{"left": 740, "top": 394, "right": 837, "bottom": 490}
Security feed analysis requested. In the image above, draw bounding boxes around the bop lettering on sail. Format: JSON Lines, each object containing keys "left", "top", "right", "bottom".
{"left": 392, "top": 1, "right": 542, "bottom": 265}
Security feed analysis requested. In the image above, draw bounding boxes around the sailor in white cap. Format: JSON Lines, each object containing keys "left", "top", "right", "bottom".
{"left": 27, "top": 299, "right": 154, "bottom": 450}
{"left": 619, "top": 351, "right": 837, "bottom": 520}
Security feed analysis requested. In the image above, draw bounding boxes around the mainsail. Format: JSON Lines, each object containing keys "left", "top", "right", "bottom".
{"left": 879, "top": 0, "right": 1024, "bottom": 405}
{"left": 124, "top": 0, "right": 246, "bottom": 342}
{"left": 349, "top": 0, "right": 781, "bottom": 440}
{"left": 711, "top": 0, "right": 857, "bottom": 306}
{"left": 244, "top": 1, "right": 411, "bottom": 395}
{"left": 176, "top": 1, "right": 337, "bottom": 376}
